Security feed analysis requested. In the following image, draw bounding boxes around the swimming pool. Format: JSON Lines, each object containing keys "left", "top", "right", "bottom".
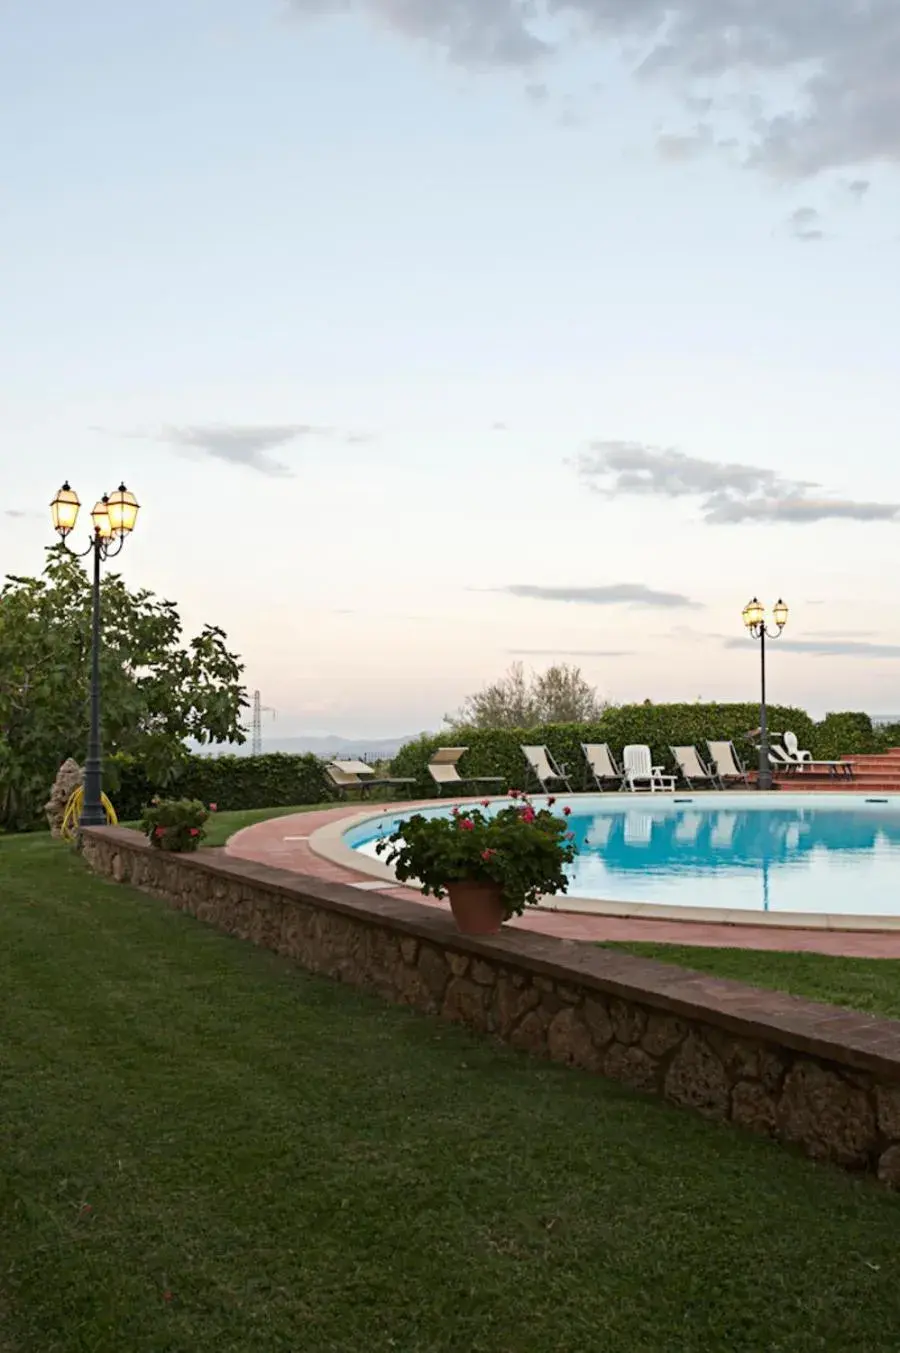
{"left": 338, "top": 794, "right": 900, "bottom": 921}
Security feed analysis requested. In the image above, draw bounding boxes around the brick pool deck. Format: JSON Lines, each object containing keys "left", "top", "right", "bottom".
{"left": 225, "top": 804, "right": 900, "bottom": 958}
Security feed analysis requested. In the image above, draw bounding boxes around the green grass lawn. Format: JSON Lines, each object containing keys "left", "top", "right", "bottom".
{"left": 609, "top": 942, "right": 900, "bottom": 1021}
{"left": 5, "top": 837, "right": 900, "bottom": 1353}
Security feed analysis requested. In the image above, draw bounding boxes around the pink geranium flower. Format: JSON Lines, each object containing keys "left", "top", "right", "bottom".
{"left": 481, "top": 848, "right": 495, "bottom": 861}
{"left": 209, "top": 802, "right": 217, "bottom": 812}
{"left": 563, "top": 806, "right": 572, "bottom": 816}
{"left": 189, "top": 827, "right": 199, "bottom": 837}
{"left": 521, "top": 806, "right": 536, "bottom": 824}
{"left": 459, "top": 817, "right": 475, "bottom": 831}
{"left": 547, "top": 796, "right": 556, "bottom": 806}
{"left": 481, "top": 799, "right": 490, "bottom": 807}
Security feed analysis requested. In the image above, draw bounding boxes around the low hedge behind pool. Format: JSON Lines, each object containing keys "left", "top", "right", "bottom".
{"left": 100, "top": 705, "right": 897, "bottom": 819}
{"left": 390, "top": 704, "right": 887, "bottom": 796}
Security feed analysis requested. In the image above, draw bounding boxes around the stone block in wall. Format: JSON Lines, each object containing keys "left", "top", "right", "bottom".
{"left": 547, "top": 1007, "right": 603, "bottom": 1073}
{"left": 778, "top": 1060, "right": 876, "bottom": 1168}
{"left": 664, "top": 1033, "right": 730, "bottom": 1120}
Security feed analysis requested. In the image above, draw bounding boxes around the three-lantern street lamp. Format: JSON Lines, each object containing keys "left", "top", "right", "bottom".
{"left": 50, "top": 482, "right": 140, "bottom": 828}
{"left": 742, "top": 596, "right": 788, "bottom": 791}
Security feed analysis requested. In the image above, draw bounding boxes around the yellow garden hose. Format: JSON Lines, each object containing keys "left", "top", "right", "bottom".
{"left": 60, "top": 785, "right": 118, "bottom": 841}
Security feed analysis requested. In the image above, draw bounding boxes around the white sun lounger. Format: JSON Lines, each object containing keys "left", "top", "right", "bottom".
{"left": 622, "top": 744, "right": 676, "bottom": 793}
{"left": 325, "top": 760, "right": 416, "bottom": 799}
{"left": 582, "top": 743, "right": 626, "bottom": 791}
{"left": 427, "top": 747, "right": 506, "bottom": 796}
{"left": 521, "top": 745, "right": 572, "bottom": 793}
{"left": 670, "top": 745, "right": 722, "bottom": 790}
{"left": 705, "top": 741, "right": 750, "bottom": 787}
{"left": 777, "top": 732, "right": 854, "bottom": 779}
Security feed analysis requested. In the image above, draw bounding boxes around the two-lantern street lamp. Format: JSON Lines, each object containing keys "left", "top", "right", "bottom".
{"left": 742, "top": 596, "right": 788, "bottom": 791}
{"left": 50, "top": 482, "right": 140, "bottom": 827}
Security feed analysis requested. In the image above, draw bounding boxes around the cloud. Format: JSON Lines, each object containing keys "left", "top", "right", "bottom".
{"left": 288, "top": 0, "right": 548, "bottom": 67}
{"left": 786, "top": 206, "right": 824, "bottom": 242}
{"left": 845, "top": 177, "right": 871, "bottom": 202}
{"left": 509, "top": 648, "right": 634, "bottom": 657}
{"left": 3, "top": 509, "right": 39, "bottom": 520}
{"left": 288, "top": 1, "right": 900, "bottom": 180}
{"left": 158, "top": 423, "right": 329, "bottom": 476}
{"left": 499, "top": 582, "right": 699, "bottom": 608}
{"left": 574, "top": 441, "right": 900, "bottom": 525}
{"left": 724, "top": 637, "right": 900, "bottom": 659}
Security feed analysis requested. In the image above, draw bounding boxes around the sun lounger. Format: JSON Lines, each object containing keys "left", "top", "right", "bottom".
{"left": 325, "top": 760, "right": 416, "bottom": 799}
{"left": 705, "top": 740, "right": 750, "bottom": 787}
{"left": 427, "top": 747, "right": 506, "bottom": 796}
{"left": 521, "top": 745, "right": 573, "bottom": 794}
{"left": 670, "top": 744, "right": 722, "bottom": 790}
{"left": 622, "top": 744, "right": 676, "bottom": 793}
{"left": 581, "top": 743, "right": 626, "bottom": 791}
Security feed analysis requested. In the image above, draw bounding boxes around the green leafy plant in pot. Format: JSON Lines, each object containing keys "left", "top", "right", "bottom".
{"left": 375, "top": 792, "right": 578, "bottom": 935}
{"left": 140, "top": 797, "right": 209, "bottom": 852}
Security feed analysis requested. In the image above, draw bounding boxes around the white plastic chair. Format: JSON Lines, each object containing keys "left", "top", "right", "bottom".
{"left": 783, "top": 731, "right": 812, "bottom": 763}
{"left": 622, "top": 744, "right": 676, "bottom": 793}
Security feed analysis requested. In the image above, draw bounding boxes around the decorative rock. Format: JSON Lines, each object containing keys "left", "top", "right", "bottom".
{"left": 877, "top": 1143, "right": 900, "bottom": 1188}
{"left": 447, "top": 952, "right": 470, "bottom": 977}
{"left": 582, "top": 996, "right": 614, "bottom": 1050}
{"left": 778, "top": 1060, "right": 876, "bottom": 1167}
{"left": 876, "top": 1084, "right": 900, "bottom": 1140}
{"left": 44, "top": 758, "right": 84, "bottom": 837}
{"left": 603, "top": 1043, "right": 660, "bottom": 1093}
{"left": 546, "top": 1007, "right": 601, "bottom": 1071}
{"left": 641, "top": 1012, "right": 687, "bottom": 1059}
{"left": 609, "top": 999, "right": 646, "bottom": 1046}
{"left": 555, "top": 983, "right": 582, "bottom": 1005}
{"left": 731, "top": 1080, "right": 778, "bottom": 1136}
{"left": 664, "top": 1034, "right": 730, "bottom": 1120}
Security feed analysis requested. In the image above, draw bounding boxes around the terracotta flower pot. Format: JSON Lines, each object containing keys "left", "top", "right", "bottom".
{"left": 445, "top": 880, "right": 506, "bottom": 936}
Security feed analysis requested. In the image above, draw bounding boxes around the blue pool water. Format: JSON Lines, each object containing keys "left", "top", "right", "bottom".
{"left": 345, "top": 795, "right": 900, "bottom": 917}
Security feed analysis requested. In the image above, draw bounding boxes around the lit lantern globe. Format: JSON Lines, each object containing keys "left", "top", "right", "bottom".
{"left": 106, "top": 483, "right": 139, "bottom": 537}
{"left": 51, "top": 482, "right": 81, "bottom": 538}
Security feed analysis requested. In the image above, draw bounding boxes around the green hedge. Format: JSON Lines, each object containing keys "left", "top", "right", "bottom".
{"left": 390, "top": 704, "right": 881, "bottom": 794}
{"left": 107, "top": 753, "right": 336, "bottom": 820}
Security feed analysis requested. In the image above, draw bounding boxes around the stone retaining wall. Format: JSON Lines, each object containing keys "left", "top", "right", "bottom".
{"left": 83, "top": 825, "right": 900, "bottom": 1183}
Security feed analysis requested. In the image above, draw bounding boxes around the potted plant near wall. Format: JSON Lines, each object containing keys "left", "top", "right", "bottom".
{"left": 375, "top": 792, "right": 578, "bottom": 936}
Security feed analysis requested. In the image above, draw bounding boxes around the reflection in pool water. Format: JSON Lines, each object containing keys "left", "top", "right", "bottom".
{"left": 347, "top": 799, "right": 900, "bottom": 916}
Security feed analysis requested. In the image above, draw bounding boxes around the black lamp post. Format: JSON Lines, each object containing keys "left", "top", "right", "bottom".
{"left": 51, "top": 481, "right": 140, "bottom": 828}
{"left": 742, "top": 596, "right": 788, "bottom": 792}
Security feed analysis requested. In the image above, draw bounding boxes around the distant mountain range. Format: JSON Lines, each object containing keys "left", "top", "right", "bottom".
{"left": 192, "top": 734, "right": 423, "bottom": 760}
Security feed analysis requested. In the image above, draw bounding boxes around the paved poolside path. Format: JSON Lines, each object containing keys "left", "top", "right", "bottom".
{"left": 225, "top": 804, "right": 900, "bottom": 958}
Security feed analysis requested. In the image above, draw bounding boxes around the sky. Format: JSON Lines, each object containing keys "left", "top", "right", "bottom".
{"left": 3, "top": 0, "right": 900, "bottom": 737}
